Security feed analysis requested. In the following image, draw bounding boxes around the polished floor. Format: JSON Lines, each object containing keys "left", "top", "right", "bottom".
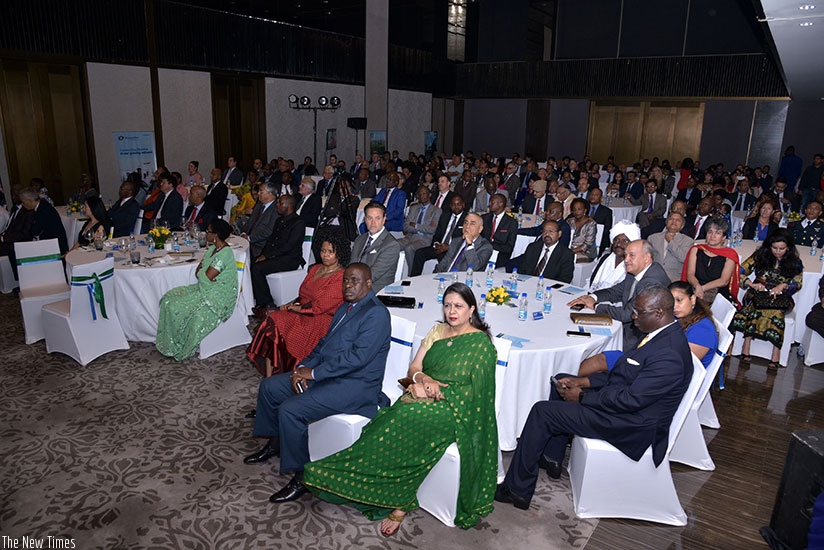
{"left": 586, "top": 347, "right": 824, "bottom": 549}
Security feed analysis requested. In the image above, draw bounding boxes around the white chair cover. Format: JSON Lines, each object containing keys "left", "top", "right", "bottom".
{"left": 803, "top": 328, "right": 824, "bottom": 367}
{"left": 417, "top": 336, "right": 512, "bottom": 527}
{"left": 0, "top": 255, "right": 18, "bottom": 293}
{"left": 265, "top": 228, "right": 314, "bottom": 307}
{"left": 670, "top": 322, "right": 733, "bottom": 470}
{"left": 394, "top": 250, "right": 405, "bottom": 282}
{"left": 567, "top": 354, "right": 706, "bottom": 526}
{"left": 307, "top": 315, "right": 417, "bottom": 462}
{"left": 731, "top": 311, "right": 794, "bottom": 366}
{"left": 15, "top": 239, "right": 70, "bottom": 344}
{"left": 42, "top": 256, "right": 129, "bottom": 365}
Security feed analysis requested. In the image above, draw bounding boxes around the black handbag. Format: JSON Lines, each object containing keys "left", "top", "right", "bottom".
{"left": 751, "top": 290, "right": 794, "bottom": 312}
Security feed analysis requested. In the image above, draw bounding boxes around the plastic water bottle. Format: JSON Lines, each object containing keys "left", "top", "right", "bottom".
{"left": 147, "top": 236, "right": 155, "bottom": 254}
{"left": 452, "top": 268, "right": 459, "bottom": 283}
{"left": 465, "top": 264, "right": 473, "bottom": 287}
{"left": 518, "top": 293, "right": 528, "bottom": 321}
{"left": 129, "top": 232, "right": 137, "bottom": 250}
{"left": 173, "top": 233, "right": 180, "bottom": 252}
{"left": 486, "top": 262, "right": 494, "bottom": 289}
{"left": 536, "top": 276, "right": 544, "bottom": 301}
{"left": 753, "top": 232, "right": 759, "bottom": 244}
{"left": 479, "top": 295, "right": 486, "bottom": 321}
{"left": 510, "top": 268, "right": 519, "bottom": 293}
{"left": 437, "top": 278, "right": 445, "bottom": 304}
{"left": 819, "top": 250, "right": 824, "bottom": 262}
{"left": 517, "top": 206, "right": 523, "bottom": 229}
{"left": 184, "top": 231, "right": 191, "bottom": 247}
{"left": 543, "top": 287, "right": 553, "bottom": 313}
{"left": 812, "top": 238, "right": 819, "bottom": 256}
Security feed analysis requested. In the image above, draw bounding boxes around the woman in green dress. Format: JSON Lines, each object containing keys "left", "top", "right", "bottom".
{"left": 156, "top": 219, "right": 238, "bottom": 360}
{"left": 303, "top": 282, "right": 498, "bottom": 536}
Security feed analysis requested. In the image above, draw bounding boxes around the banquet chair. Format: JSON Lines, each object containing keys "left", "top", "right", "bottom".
{"left": 15, "top": 239, "right": 70, "bottom": 344}
{"left": 307, "top": 315, "right": 416, "bottom": 461}
{"left": 134, "top": 210, "right": 144, "bottom": 236}
{"left": 594, "top": 224, "right": 604, "bottom": 255}
{"left": 41, "top": 257, "right": 129, "bottom": 365}
{"left": 0, "top": 255, "right": 18, "bottom": 293}
{"left": 265, "top": 228, "right": 314, "bottom": 306}
{"left": 567, "top": 354, "right": 705, "bottom": 526}
{"left": 199, "top": 252, "right": 253, "bottom": 359}
{"left": 394, "top": 250, "right": 405, "bottom": 281}
{"left": 709, "top": 296, "right": 736, "bottom": 391}
{"left": 802, "top": 328, "right": 824, "bottom": 366}
{"left": 670, "top": 322, "right": 733, "bottom": 470}
{"left": 417, "top": 336, "right": 512, "bottom": 527}
{"left": 731, "top": 311, "right": 795, "bottom": 367}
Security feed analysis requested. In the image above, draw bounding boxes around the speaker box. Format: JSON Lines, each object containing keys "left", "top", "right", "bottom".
{"left": 347, "top": 117, "right": 367, "bottom": 130}
{"left": 762, "top": 430, "right": 824, "bottom": 549}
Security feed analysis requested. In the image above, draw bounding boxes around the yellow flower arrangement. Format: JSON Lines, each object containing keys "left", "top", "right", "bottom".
{"left": 68, "top": 201, "right": 83, "bottom": 213}
{"left": 148, "top": 226, "right": 172, "bottom": 247}
{"left": 486, "top": 286, "right": 511, "bottom": 305}
{"left": 786, "top": 211, "right": 803, "bottom": 223}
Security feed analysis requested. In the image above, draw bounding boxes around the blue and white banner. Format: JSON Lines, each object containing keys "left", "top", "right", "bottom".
{"left": 114, "top": 131, "right": 157, "bottom": 186}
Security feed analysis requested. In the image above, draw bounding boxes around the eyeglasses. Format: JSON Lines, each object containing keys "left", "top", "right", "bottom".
{"left": 206, "top": 230, "right": 216, "bottom": 234}
{"left": 631, "top": 306, "right": 660, "bottom": 316}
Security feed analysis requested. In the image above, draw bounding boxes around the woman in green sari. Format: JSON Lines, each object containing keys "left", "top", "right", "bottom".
{"left": 156, "top": 219, "right": 238, "bottom": 360}
{"left": 303, "top": 283, "right": 498, "bottom": 536}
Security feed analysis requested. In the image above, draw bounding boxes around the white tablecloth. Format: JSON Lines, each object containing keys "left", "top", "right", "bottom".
{"left": 606, "top": 200, "right": 642, "bottom": 225}
{"left": 58, "top": 206, "right": 84, "bottom": 249}
{"left": 379, "top": 274, "right": 622, "bottom": 450}
{"left": 65, "top": 235, "right": 253, "bottom": 342}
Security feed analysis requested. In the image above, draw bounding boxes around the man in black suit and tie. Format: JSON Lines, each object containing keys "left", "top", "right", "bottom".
{"left": 222, "top": 156, "right": 243, "bottom": 187}
{"left": 315, "top": 165, "right": 336, "bottom": 199}
{"left": 516, "top": 220, "right": 575, "bottom": 283}
{"left": 567, "top": 240, "right": 671, "bottom": 350}
{"left": 295, "top": 177, "right": 322, "bottom": 228}
{"left": 772, "top": 178, "right": 799, "bottom": 214}
{"left": 251, "top": 195, "right": 307, "bottom": 312}
{"left": 434, "top": 212, "right": 494, "bottom": 273}
{"left": 727, "top": 177, "right": 756, "bottom": 212}
{"left": 682, "top": 197, "right": 714, "bottom": 240}
{"left": 108, "top": 180, "right": 141, "bottom": 237}
{"left": 674, "top": 176, "right": 701, "bottom": 214}
{"left": 521, "top": 179, "right": 550, "bottom": 218}
{"left": 495, "top": 286, "right": 692, "bottom": 509}
{"left": 182, "top": 185, "right": 217, "bottom": 232}
{"left": 350, "top": 153, "right": 365, "bottom": 176}
{"left": 482, "top": 194, "right": 518, "bottom": 266}
{"left": 205, "top": 167, "right": 229, "bottom": 215}
{"left": 0, "top": 187, "right": 36, "bottom": 278}
{"left": 430, "top": 174, "right": 456, "bottom": 211}
{"left": 587, "top": 188, "right": 613, "bottom": 251}
{"left": 143, "top": 173, "right": 183, "bottom": 229}
{"left": 409, "top": 195, "right": 466, "bottom": 276}
{"left": 6, "top": 190, "right": 69, "bottom": 278}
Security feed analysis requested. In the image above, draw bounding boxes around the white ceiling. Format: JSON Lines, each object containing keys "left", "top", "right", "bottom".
{"left": 760, "top": 0, "right": 824, "bottom": 100}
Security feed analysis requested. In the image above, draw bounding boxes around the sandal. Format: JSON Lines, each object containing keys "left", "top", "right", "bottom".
{"left": 740, "top": 354, "right": 752, "bottom": 365}
{"left": 380, "top": 511, "right": 406, "bottom": 537}
{"left": 767, "top": 361, "right": 783, "bottom": 370}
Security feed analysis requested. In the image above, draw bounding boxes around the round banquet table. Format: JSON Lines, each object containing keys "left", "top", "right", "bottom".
{"left": 378, "top": 274, "right": 622, "bottom": 450}
{"left": 605, "top": 199, "right": 642, "bottom": 225}
{"left": 65, "top": 235, "right": 253, "bottom": 342}
{"left": 58, "top": 206, "right": 85, "bottom": 249}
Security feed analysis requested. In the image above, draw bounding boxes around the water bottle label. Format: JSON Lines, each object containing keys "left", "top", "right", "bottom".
{"left": 543, "top": 302, "right": 552, "bottom": 313}
{"left": 518, "top": 310, "right": 527, "bottom": 321}
{"left": 536, "top": 290, "right": 544, "bottom": 301}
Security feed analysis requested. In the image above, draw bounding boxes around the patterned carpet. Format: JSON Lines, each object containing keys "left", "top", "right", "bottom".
{"left": 0, "top": 293, "right": 597, "bottom": 549}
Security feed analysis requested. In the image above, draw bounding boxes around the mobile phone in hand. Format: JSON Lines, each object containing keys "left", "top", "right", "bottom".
{"left": 570, "top": 303, "right": 585, "bottom": 311}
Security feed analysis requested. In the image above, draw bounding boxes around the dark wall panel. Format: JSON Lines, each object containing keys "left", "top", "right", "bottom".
{"left": 462, "top": 99, "right": 527, "bottom": 156}
{"left": 782, "top": 101, "right": 824, "bottom": 168}
{"left": 620, "top": 0, "right": 688, "bottom": 58}
{"left": 525, "top": 99, "right": 551, "bottom": 159}
{"left": 548, "top": 99, "right": 589, "bottom": 160}
{"left": 477, "top": 0, "right": 530, "bottom": 62}
{"left": 555, "top": 0, "right": 621, "bottom": 60}
{"left": 699, "top": 100, "right": 755, "bottom": 169}
{"left": 685, "top": 0, "right": 762, "bottom": 56}
{"left": 749, "top": 100, "right": 789, "bottom": 171}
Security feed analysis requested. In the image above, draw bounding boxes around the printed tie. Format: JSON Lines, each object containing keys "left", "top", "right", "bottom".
{"left": 694, "top": 218, "right": 701, "bottom": 239}
{"left": 648, "top": 195, "right": 653, "bottom": 214}
{"left": 534, "top": 247, "right": 550, "bottom": 276}
{"left": 360, "top": 235, "right": 373, "bottom": 260}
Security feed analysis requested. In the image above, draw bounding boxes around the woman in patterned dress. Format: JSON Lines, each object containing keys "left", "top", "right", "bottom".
{"left": 303, "top": 283, "right": 498, "bottom": 536}
{"left": 733, "top": 228, "right": 803, "bottom": 370}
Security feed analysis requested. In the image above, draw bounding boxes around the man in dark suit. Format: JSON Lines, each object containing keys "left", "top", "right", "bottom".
{"left": 250, "top": 195, "right": 307, "bottom": 311}
{"left": 182, "top": 185, "right": 217, "bottom": 232}
{"left": 682, "top": 197, "right": 714, "bottom": 240}
{"left": 107, "top": 180, "right": 141, "bottom": 237}
{"left": 567, "top": 240, "right": 671, "bottom": 350}
{"left": 351, "top": 201, "right": 401, "bottom": 292}
{"left": 205, "top": 167, "right": 229, "bottom": 216}
{"left": 350, "top": 153, "right": 365, "bottom": 176}
{"left": 409, "top": 195, "right": 466, "bottom": 276}
{"left": 0, "top": 187, "right": 36, "bottom": 278}
{"left": 516, "top": 220, "right": 575, "bottom": 283}
{"left": 773, "top": 178, "right": 799, "bottom": 214}
{"left": 520, "top": 179, "right": 550, "bottom": 218}
{"left": 587, "top": 188, "right": 613, "bottom": 251}
{"left": 244, "top": 263, "right": 392, "bottom": 503}
{"left": 315, "top": 165, "right": 336, "bottom": 199}
{"left": 642, "top": 199, "right": 688, "bottom": 239}
{"left": 482, "top": 194, "right": 518, "bottom": 266}
{"left": 622, "top": 171, "right": 644, "bottom": 201}
{"left": 372, "top": 173, "right": 407, "bottom": 232}
{"left": 430, "top": 174, "right": 456, "bottom": 211}
{"left": 142, "top": 173, "right": 183, "bottom": 230}
{"left": 295, "top": 177, "right": 322, "bottom": 228}
{"left": 398, "top": 186, "right": 441, "bottom": 268}
{"left": 674, "top": 176, "right": 701, "bottom": 214}
{"left": 633, "top": 180, "right": 667, "bottom": 229}
{"left": 435, "top": 212, "right": 493, "bottom": 273}
{"left": 240, "top": 181, "right": 279, "bottom": 258}
{"left": 501, "top": 162, "right": 522, "bottom": 201}
{"left": 222, "top": 156, "right": 243, "bottom": 187}
{"left": 495, "top": 286, "right": 692, "bottom": 510}
{"left": 727, "top": 177, "right": 757, "bottom": 212}
{"left": 790, "top": 200, "right": 824, "bottom": 247}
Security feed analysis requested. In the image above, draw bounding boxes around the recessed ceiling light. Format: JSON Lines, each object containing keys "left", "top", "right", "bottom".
{"left": 800, "top": 21, "right": 814, "bottom": 26}
{"left": 800, "top": 4, "right": 815, "bottom": 10}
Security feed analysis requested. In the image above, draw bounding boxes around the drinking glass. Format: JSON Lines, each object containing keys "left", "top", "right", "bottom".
{"left": 93, "top": 237, "right": 104, "bottom": 251}
{"left": 129, "top": 249, "right": 141, "bottom": 264}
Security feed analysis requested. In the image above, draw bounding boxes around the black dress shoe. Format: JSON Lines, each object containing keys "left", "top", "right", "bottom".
{"left": 539, "top": 455, "right": 563, "bottom": 479}
{"left": 269, "top": 473, "right": 308, "bottom": 503}
{"left": 494, "top": 483, "right": 530, "bottom": 510}
{"left": 244, "top": 409, "right": 256, "bottom": 419}
{"left": 243, "top": 442, "right": 279, "bottom": 464}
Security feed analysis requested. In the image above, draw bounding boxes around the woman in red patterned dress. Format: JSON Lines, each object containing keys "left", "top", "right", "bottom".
{"left": 246, "top": 231, "right": 349, "bottom": 376}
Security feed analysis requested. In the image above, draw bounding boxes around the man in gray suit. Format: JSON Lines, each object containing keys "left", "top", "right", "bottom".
{"left": 567, "top": 240, "right": 671, "bottom": 351}
{"left": 351, "top": 201, "right": 401, "bottom": 292}
{"left": 435, "top": 212, "right": 493, "bottom": 273}
{"left": 648, "top": 212, "right": 693, "bottom": 281}
{"left": 239, "top": 181, "right": 279, "bottom": 258}
{"left": 397, "top": 186, "right": 441, "bottom": 268}
{"left": 633, "top": 180, "right": 668, "bottom": 229}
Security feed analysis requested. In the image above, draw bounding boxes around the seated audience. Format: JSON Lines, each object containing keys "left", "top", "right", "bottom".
{"left": 733, "top": 228, "right": 803, "bottom": 370}
{"left": 434, "top": 212, "right": 493, "bottom": 273}
{"left": 409, "top": 196, "right": 466, "bottom": 276}
{"left": 482, "top": 194, "right": 518, "bottom": 266}
{"left": 397, "top": 186, "right": 441, "bottom": 269}
{"left": 515, "top": 220, "right": 574, "bottom": 283}
{"left": 247, "top": 232, "right": 349, "bottom": 377}
{"left": 587, "top": 188, "right": 612, "bottom": 251}
{"left": 648, "top": 212, "right": 693, "bottom": 281}
{"left": 295, "top": 177, "right": 322, "bottom": 229}
{"left": 372, "top": 172, "right": 407, "bottom": 232}
{"left": 520, "top": 179, "right": 550, "bottom": 217}
{"left": 143, "top": 173, "right": 183, "bottom": 230}
{"left": 0, "top": 187, "right": 35, "bottom": 278}
{"left": 682, "top": 216, "right": 739, "bottom": 306}
{"left": 742, "top": 197, "right": 779, "bottom": 241}
{"left": 351, "top": 201, "right": 401, "bottom": 292}
{"left": 239, "top": 181, "right": 279, "bottom": 258}
{"left": 231, "top": 183, "right": 259, "bottom": 229}
{"left": 772, "top": 177, "right": 798, "bottom": 214}
{"left": 205, "top": 167, "right": 229, "bottom": 215}
{"left": 182, "top": 185, "right": 218, "bottom": 232}
{"left": 108, "top": 180, "right": 141, "bottom": 238}
{"left": 789, "top": 200, "right": 824, "bottom": 247}
{"left": 634, "top": 179, "right": 667, "bottom": 229}
{"left": 675, "top": 176, "right": 702, "bottom": 214}
{"left": 495, "top": 286, "right": 692, "bottom": 510}
{"left": 71, "top": 196, "right": 111, "bottom": 249}
{"left": 304, "top": 283, "right": 498, "bottom": 534}
{"left": 566, "top": 197, "right": 597, "bottom": 262}
{"left": 682, "top": 196, "right": 714, "bottom": 240}
{"left": 728, "top": 176, "right": 757, "bottom": 212}
{"left": 156, "top": 219, "right": 238, "bottom": 361}
{"left": 589, "top": 221, "right": 639, "bottom": 292}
